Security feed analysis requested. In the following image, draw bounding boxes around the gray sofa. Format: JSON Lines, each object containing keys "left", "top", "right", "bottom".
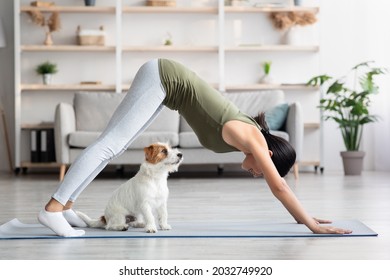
{"left": 54, "top": 90, "right": 303, "bottom": 180}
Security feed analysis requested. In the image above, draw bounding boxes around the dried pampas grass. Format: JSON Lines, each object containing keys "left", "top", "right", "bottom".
{"left": 47, "top": 12, "right": 61, "bottom": 32}
{"left": 270, "top": 11, "right": 317, "bottom": 30}
{"left": 27, "top": 10, "right": 61, "bottom": 32}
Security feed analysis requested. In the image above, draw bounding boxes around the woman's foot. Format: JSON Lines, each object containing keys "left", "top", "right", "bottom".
{"left": 63, "top": 209, "right": 88, "bottom": 227}
{"left": 38, "top": 210, "right": 85, "bottom": 237}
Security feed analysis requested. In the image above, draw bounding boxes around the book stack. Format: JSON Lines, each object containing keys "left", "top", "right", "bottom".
{"left": 30, "top": 129, "right": 56, "bottom": 163}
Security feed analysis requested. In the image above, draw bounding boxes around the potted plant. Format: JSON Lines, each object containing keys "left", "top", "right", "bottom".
{"left": 307, "top": 61, "right": 387, "bottom": 175}
{"left": 269, "top": 11, "right": 317, "bottom": 45}
{"left": 259, "top": 61, "right": 274, "bottom": 84}
{"left": 36, "top": 61, "right": 58, "bottom": 85}
{"left": 27, "top": 10, "right": 61, "bottom": 45}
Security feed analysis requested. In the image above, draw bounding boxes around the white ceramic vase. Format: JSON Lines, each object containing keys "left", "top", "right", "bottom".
{"left": 259, "top": 74, "right": 274, "bottom": 84}
{"left": 281, "top": 27, "right": 300, "bottom": 45}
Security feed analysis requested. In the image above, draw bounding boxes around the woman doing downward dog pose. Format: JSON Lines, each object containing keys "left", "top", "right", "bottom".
{"left": 38, "top": 58, "right": 352, "bottom": 237}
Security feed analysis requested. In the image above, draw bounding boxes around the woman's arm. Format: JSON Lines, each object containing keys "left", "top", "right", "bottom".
{"left": 222, "top": 121, "right": 352, "bottom": 234}
{"left": 264, "top": 172, "right": 350, "bottom": 234}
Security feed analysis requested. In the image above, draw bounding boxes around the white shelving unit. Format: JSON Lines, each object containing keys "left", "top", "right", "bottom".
{"left": 14, "top": 0, "right": 321, "bottom": 172}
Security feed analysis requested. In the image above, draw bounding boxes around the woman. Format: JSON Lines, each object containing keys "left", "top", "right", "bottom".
{"left": 38, "top": 58, "right": 352, "bottom": 237}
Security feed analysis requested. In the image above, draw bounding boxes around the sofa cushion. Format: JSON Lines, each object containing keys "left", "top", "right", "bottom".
{"left": 74, "top": 91, "right": 180, "bottom": 133}
{"left": 223, "top": 90, "right": 285, "bottom": 117}
{"left": 74, "top": 92, "right": 124, "bottom": 132}
{"left": 265, "top": 103, "right": 289, "bottom": 130}
{"left": 271, "top": 130, "right": 289, "bottom": 141}
{"left": 69, "top": 131, "right": 179, "bottom": 149}
{"left": 179, "top": 131, "right": 202, "bottom": 148}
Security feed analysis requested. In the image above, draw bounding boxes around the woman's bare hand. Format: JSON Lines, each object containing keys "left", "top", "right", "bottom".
{"left": 296, "top": 217, "right": 352, "bottom": 234}
{"left": 312, "top": 224, "right": 353, "bottom": 234}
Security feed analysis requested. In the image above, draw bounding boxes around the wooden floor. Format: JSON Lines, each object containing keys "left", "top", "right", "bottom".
{"left": 0, "top": 170, "right": 389, "bottom": 260}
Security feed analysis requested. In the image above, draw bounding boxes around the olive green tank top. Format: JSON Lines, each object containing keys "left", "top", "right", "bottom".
{"left": 158, "top": 58, "right": 260, "bottom": 153}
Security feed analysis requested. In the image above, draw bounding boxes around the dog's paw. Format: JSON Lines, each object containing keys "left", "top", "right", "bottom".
{"left": 160, "top": 224, "right": 172, "bottom": 230}
{"left": 145, "top": 226, "right": 158, "bottom": 233}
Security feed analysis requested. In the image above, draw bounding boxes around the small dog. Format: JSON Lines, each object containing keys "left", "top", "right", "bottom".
{"left": 76, "top": 143, "right": 183, "bottom": 233}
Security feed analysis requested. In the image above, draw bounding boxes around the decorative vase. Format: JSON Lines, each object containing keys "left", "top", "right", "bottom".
{"left": 281, "top": 27, "right": 300, "bottom": 45}
{"left": 340, "top": 151, "right": 365, "bottom": 175}
{"left": 42, "top": 74, "right": 52, "bottom": 85}
{"left": 84, "top": 0, "right": 96, "bottom": 6}
{"left": 259, "top": 74, "right": 274, "bottom": 84}
{"left": 44, "top": 32, "right": 53, "bottom": 46}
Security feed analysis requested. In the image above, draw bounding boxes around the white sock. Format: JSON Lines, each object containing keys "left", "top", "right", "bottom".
{"left": 38, "top": 210, "right": 85, "bottom": 237}
{"left": 63, "top": 209, "right": 88, "bottom": 227}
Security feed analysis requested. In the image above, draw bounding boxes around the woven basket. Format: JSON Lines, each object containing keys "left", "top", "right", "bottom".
{"left": 77, "top": 26, "right": 106, "bottom": 46}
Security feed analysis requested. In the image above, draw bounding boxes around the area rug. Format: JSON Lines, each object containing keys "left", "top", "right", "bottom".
{"left": 0, "top": 219, "right": 377, "bottom": 240}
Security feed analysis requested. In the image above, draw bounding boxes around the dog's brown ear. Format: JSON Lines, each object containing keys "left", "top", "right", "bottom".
{"left": 144, "top": 145, "right": 154, "bottom": 162}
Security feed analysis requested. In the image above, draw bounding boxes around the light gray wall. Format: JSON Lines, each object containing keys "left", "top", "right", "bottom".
{"left": 319, "top": 0, "right": 390, "bottom": 171}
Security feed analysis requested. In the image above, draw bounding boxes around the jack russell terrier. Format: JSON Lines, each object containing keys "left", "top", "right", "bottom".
{"left": 77, "top": 143, "right": 183, "bottom": 233}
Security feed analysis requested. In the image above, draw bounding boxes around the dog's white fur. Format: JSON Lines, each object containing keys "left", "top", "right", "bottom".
{"left": 76, "top": 143, "right": 183, "bottom": 233}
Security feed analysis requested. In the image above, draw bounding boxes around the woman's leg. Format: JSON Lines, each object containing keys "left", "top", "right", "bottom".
{"left": 39, "top": 59, "right": 166, "bottom": 236}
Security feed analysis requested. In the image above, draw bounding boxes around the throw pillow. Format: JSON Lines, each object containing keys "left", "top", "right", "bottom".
{"left": 264, "top": 103, "right": 289, "bottom": 130}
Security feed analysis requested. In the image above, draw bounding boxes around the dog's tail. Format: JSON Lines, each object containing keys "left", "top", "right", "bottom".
{"left": 76, "top": 211, "right": 106, "bottom": 228}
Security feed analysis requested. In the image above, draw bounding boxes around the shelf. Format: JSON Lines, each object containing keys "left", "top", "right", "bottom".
{"left": 20, "top": 6, "right": 116, "bottom": 13}
{"left": 21, "top": 45, "right": 115, "bottom": 52}
{"left": 226, "top": 45, "right": 319, "bottom": 52}
{"left": 21, "top": 161, "right": 62, "bottom": 168}
{"left": 224, "top": 6, "right": 319, "bottom": 13}
{"left": 21, "top": 45, "right": 218, "bottom": 52}
{"left": 21, "top": 122, "right": 54, "bottom": 130}
{"left": 122, "top": 45, "right": 218, "bottom": 52}
{"left": 225, "top": 84, "right": 318, "bottom": 91}
{"left": 20, "top": 5, "right": 318, "bottom": 14}
{"left": 21, "top": 84, "right": 116, "bottom": 91}
{"left": 14, "top": 0, "right": 322, "bottom": 171}
{"left": 122, "top": 6, "right": 218, "bottom": 14}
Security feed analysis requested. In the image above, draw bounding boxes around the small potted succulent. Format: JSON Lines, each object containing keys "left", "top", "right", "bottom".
{"left": 35, "top": 61, "right": 58, "bottom": 85}
{"left": 259, "top": 61, "right": 275, "bottom": 84}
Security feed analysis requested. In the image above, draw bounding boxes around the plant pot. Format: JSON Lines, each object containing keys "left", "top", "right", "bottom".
{"left": 84, "top": 0, "right": 96, "bottom": 6}
{"left": 340, "top": 151, "right": 365, "bottom": 175}
{"left": 259, "top": 74, "right": 275, "bottom": 84}
{"left": 42, "top": 74, "right": 52, "bottom": 85}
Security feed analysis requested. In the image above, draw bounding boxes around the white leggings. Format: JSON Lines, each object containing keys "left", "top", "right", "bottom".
{"left": 52, "top": 59, "right": 166, "bottom": 205}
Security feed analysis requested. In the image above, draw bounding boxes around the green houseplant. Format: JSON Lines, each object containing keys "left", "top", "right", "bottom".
{"left": 36, "top": 61, "right": 58, "bottom": 85}
{"left": 307, "top": 61, "right": 386, "bottom": 175}
{"left": 259, "top": 61, "right": 274, "bottom": 84}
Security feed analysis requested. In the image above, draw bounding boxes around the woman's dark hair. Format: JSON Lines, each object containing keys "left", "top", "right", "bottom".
{"left": 253, "top": 112, "right": 296, "bottom": 177}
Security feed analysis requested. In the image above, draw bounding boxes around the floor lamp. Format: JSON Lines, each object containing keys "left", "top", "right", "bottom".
{"left": 0, "top": 16, "right": 13, "bottom": 173}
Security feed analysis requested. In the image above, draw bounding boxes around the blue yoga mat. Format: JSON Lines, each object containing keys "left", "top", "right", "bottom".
{"left": 0, "top": 218, "right": 377, "bottom": 240}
